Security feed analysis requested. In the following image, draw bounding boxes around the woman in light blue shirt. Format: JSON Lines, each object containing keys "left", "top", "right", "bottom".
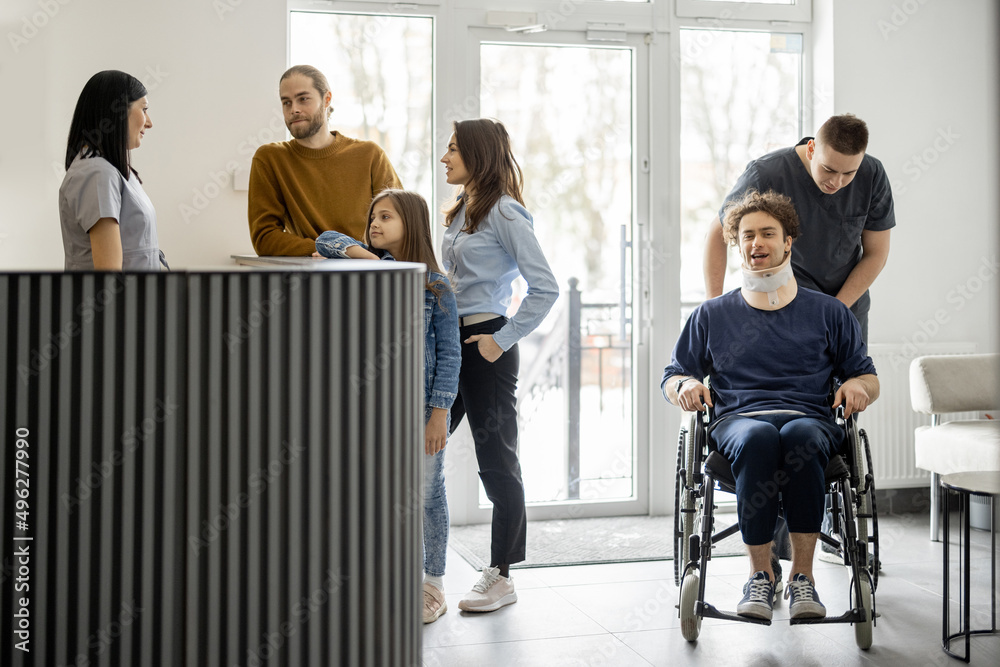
{"left": 440, "top": 119, "right": 558, "bottom": 613}
{"left": 59, "top": 70, "right": 167, "bottom": 271}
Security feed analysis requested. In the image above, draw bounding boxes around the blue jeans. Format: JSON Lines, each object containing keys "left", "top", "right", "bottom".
{"left": 424, "top": 406, "right": 450, "bottom": 577}
{"left": 710, "top": 413, "right": 843, "bottom": 545}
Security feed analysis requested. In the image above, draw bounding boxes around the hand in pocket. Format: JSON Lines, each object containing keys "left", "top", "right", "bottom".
{"left": 464, "top": 334, "right": 503, "bottom": 363}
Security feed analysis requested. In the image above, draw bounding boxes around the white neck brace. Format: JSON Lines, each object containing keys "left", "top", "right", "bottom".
{"left": 740, "top": 253, "right": 797, "bottom": 310}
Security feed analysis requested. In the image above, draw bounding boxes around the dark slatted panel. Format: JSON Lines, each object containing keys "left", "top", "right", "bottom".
{"left": 1, "top": 268, "right": 423, "bottom": 666}
{"left": 0, "top": 274, "right": 187, "bottom": 666}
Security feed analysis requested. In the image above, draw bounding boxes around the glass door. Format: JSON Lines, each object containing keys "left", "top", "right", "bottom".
{"left": 449, "top": 27, "right": 650, "bottom": 521}
{"left": 289, "top": 10, "right": 434, "bottom": 206}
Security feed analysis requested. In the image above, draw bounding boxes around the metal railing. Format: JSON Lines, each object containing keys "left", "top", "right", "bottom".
{"left": 518, "top": 277, "right": 632, "bottom": 500}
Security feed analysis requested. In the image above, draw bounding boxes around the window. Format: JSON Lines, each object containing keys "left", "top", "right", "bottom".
{"left": 284, "top": 0, "right": 811, "bottom": 519}
{"left": 678, "top": 28, "right": 804, "bottom": 309}
{"left": 289, "top": 11, "right": 433, "bottom": 206}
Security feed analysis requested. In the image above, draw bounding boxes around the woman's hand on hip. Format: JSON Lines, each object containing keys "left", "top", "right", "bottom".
{"left": 464, "top": 334, "right": 503, "bottom": 363}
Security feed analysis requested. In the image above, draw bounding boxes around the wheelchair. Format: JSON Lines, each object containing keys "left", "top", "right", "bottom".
{"left": 673, "top": 404, "right": 880, "bottom": 649}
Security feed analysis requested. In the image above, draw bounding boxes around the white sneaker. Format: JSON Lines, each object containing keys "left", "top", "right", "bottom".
{"left": 458, "top": 566, "right": 517, "bottom": 612}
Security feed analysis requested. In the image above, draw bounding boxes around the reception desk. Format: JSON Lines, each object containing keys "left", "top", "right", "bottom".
{"left": 0, "top": 261, "right": 425, "bottom": 666}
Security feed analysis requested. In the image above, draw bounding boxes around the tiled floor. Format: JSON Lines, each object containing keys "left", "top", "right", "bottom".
{"left": 423, "top": 511, "right": 999, "bottom": 666}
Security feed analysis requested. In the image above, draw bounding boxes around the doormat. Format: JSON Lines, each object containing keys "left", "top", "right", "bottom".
{"left": 449, "top": 515, "right": 746, "bottom": 570}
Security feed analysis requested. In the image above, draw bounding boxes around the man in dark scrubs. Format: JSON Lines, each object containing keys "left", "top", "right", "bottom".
{"left": 703, "top": 113, "right": 895, "bottom": 342}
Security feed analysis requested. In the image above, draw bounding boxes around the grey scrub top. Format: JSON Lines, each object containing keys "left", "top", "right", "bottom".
{"left": 59, "top": 154, "right": 165, "bottom": 271}
{"left": 719, "top": 138, "right": 895, "bottom": 299}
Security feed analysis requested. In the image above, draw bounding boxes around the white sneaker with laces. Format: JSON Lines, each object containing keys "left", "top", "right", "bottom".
{"left": 458, "top": 566, "right": 517, "bottom": 612}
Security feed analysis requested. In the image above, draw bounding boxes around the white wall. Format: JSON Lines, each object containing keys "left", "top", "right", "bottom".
{"left": 815, "top": 0, "right": 999, "bottom": 353}
{"left": 0, "top": 0, "right": 286, "bottom": 269}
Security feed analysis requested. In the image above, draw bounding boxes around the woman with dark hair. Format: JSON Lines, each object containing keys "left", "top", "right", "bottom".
{"left": 439, "top": 118, "right": 558, "bottom": 612}
{"left": 59, "top": 70, "right": 167, "bottom": 271}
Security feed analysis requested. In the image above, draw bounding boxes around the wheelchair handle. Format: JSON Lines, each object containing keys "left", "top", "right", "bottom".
{"left": 835, "top": 405, "right": 846, "bottom": 426}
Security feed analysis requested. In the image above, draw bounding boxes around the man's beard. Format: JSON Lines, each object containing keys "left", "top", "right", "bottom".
{"left": 288, "top": 111, "right": 327, "bottom": 140}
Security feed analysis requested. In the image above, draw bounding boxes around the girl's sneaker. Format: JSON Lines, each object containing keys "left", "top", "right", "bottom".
{"left": 423, "top": 582, "right": 447, "bottom": 623}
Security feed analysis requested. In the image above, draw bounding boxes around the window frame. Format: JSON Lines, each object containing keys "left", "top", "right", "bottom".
{"left": 463, "top": 26, "right": 652, "bottom": 521}
{"left": 675, "top": 0, "right": 811, "bottom": 23}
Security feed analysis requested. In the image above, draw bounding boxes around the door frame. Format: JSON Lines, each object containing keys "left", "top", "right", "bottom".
{"left": 442, "top": 23, "right": 653, "bottom": 523}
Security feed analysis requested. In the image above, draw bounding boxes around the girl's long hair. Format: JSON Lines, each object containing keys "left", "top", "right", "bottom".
{"left": 366, "top": 189, "right": 449, "bottom": 302}
{"left": 65, "top": 70, "right": 147, "bottom": 181}
{"left": 443, "top": 118, "right": 524, "bottom": 234}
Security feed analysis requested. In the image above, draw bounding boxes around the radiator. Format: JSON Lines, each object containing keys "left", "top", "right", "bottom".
{"left": 864, "top": 342, "right": 978, "bottom": 489}
{"left": 0, "top": 267, "right": 424, "bottom": 666}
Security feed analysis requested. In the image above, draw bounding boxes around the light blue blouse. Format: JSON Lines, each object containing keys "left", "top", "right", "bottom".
{"left": 441, "top": 195, "right": 558, "bottom": 351}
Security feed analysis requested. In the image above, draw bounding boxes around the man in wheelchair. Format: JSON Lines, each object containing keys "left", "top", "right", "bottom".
{"left": 662, "top": 189, "right": 879, "bottom": 622}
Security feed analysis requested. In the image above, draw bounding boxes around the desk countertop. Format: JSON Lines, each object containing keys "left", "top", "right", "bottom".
{"left": 231, "top": 254, "right": 424, "bottom": 272}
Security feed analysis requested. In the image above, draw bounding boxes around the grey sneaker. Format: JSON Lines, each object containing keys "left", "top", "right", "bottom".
{"left": 820, "top": 505, "right": 840, "bottom": 557}
{"left": 817, "top": 546, "right": 845, "bottom": 565}
{"left": 817, "top": 540, "right": 881, "bottom": 572}
{"left": 737, "top": 571, "right": 775, "bottom": 621}
{"left": 458, "top": 566, "right": 517, "bottom": 612}
{"left": 771, "top": 553, "right": 783, "bottom": 595}
{"left": 785, "top": 573, "right": 827, "bottom": 619}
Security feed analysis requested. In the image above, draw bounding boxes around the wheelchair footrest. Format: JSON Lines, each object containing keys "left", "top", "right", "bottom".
{"left": 697, "top": 601, "right": 772, "bottom": 626}
{"left": 788, "top": 608, "right": 866, "bottom": 625}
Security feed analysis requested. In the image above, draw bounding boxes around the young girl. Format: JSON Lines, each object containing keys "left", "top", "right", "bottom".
{"left": 439, "top": 119, "right": 558, "bottom": 612}
{"left": 315, "top": 189, "right": 459, "bottom": 624}
{"left": 60, "top": 70, "right": 168, "bottom": 271}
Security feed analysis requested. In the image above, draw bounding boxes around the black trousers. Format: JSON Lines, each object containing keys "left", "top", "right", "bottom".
{"left": 449, "top": 317, "right": 526, "bottom": 566}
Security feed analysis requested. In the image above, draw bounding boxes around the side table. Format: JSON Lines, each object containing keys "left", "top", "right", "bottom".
{"left": 940, "top": 471, "right": 999, "bottom": 662}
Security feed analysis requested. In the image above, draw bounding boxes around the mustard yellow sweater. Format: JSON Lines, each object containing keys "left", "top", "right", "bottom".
{"left": 248, "top": 132, "right": 402, "bottom": 256}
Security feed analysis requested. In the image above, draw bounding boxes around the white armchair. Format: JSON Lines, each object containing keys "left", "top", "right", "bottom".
{"left": 910, "top": 353, "right": 1000, "bottom": 540}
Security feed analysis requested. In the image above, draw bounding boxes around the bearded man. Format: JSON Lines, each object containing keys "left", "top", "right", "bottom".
{"left": 248, "top": 65, "right": 401, "bottom": 256}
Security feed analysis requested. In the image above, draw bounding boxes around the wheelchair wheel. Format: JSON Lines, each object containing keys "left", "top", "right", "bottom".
{"left": 851, "top": 426, "right": 879, "bottom": 591}
{"left": 679, "top": 571, "right": 702, "bottom": 642}
{"left": 673, "top": 427, "right": 686, "bottom": 586}
{"left": 854, "top": 577, "right": 873, "bottom": 650}
{"left": 859, "top": 428, "right": 880, "bottom": 590}
{"left": 674, "top": 420, "right": 698, "bottom": 586}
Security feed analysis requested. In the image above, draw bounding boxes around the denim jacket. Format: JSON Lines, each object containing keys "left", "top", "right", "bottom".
{"left": 316, "top": 231, "right": 460, "bottom": 410}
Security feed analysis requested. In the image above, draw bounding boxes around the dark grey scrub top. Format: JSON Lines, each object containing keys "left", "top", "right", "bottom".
{"left": 719, "top": 137, "right": 895, "bottom": 299}
{"left": 59, "top": 154, "right": 164, "bottom": 271}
